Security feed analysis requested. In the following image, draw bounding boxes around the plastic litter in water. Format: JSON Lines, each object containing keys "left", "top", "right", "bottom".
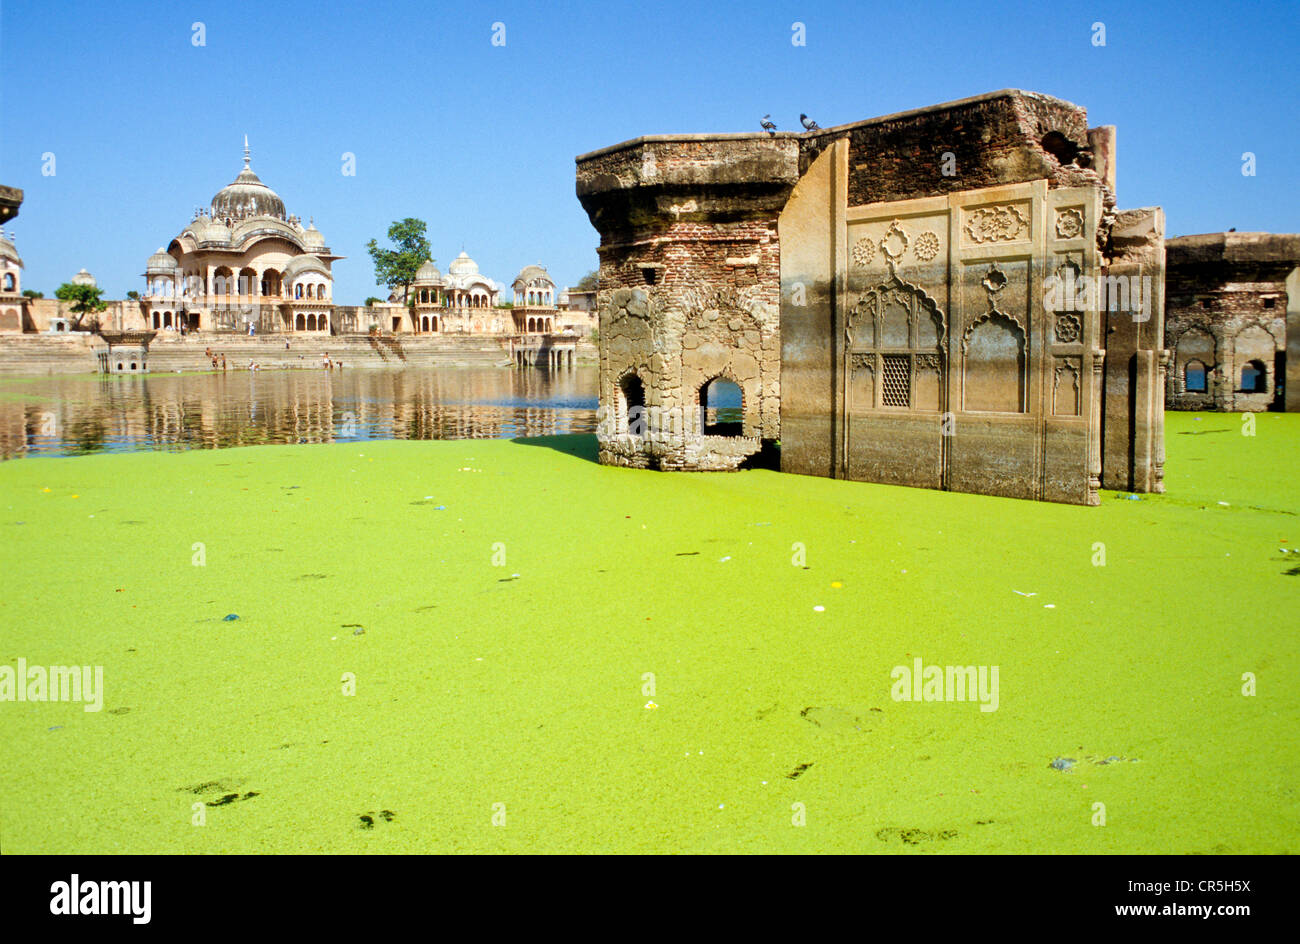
{"left": 222, "top": 614, "right": 240, "bottom": 622}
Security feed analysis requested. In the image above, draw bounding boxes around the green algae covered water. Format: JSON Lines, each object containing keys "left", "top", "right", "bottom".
{"left": 0, "top": 412, "right": 1296, "bottom": 852}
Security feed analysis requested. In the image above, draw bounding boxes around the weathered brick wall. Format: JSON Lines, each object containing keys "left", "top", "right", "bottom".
{"left": 800, "top": 90, "right": 1108, "bottom": 209}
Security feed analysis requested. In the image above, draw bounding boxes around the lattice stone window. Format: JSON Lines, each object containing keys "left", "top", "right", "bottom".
{"left": 881, "top": 355, "right": 911, "bottom": 407}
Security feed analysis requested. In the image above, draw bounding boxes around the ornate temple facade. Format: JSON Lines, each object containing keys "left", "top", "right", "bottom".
{"left": 0, "top": 230, "right": 23, "bottom": 333}
{"left": 143, "top": 142, "right": 340, "bottom": 335}
{"left": 577, "top": 89, "right": 1169, "bottom": 505}
{"left": 384, "top": 252, "right": 512, "bottom": 334}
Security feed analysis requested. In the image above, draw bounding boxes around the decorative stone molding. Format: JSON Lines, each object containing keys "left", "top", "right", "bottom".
{"left": 961, "top": 307, "right": 1024, "bottom": 355}
{"left": 981, "top": 263, "right": 1009, "bottom": 298}
{"left": 1055, "top": 207, "right": 1085, "bottom": 240}
{"left": 913, "top": 231, "right": 941, "bottom": 262}
{"left": 848, "top": 274, "right": 947, "bottom": 350}
{"left": 880, "top": 220, "right": 910, "bottom": 267}
{"left": 1054, "top": 312, "right": 1081, "bottom": 343}
{"left": 963, "top": 204, "right": 1030, "bottom": 244}
{"left": 851, "top": 237, "right": 876, "bottom": 268}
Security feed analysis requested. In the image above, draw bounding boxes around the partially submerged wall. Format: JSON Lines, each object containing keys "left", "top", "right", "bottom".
{"left": 577, "top": 89, "right": 1167, "bottom": 504}
{"left": 1164, "top": 231, "right": 1300, "bottom": 413}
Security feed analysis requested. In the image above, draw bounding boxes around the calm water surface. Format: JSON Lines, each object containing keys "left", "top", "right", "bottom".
{"left": 0, "top": 367, "right": 599, "bottom": 459}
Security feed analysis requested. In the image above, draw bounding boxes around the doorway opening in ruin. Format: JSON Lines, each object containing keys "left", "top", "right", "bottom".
{"left": 700, "top": 378, "right": 743, "bottom": 436}
{"left": 619, "top": 373, "right": 646, "bottom": 435}
{"left": 1240, "top": 359, "right": 1267, "bottom": 393}
{"left": 1184, "top": 360, "right": 1207, "bottom": 393}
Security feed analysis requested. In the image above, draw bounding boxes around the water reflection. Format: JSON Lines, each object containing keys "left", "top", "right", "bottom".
{"left": 0, "top": 367, "right": 598, "bottom": 459}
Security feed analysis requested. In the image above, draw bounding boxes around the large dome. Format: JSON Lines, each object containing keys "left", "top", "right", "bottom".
{"left": 210, "top": 160, "right": 286, "bottom": 222}
{"left": 447, "top": 251, "right": 479, "bottom": 276}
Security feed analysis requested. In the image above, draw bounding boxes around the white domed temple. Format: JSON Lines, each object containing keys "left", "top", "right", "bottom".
{"left": 388, "top": 250, "right": 513, "bottom": 334}
{"left": 142, "top": 140, "right": 340, "bottom": 334}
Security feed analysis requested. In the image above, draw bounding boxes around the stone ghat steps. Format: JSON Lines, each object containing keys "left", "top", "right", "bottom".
{"left": 0, "top": 335, "right": 99, "bottom": 375}
{"left": 147, "top": 335, "right": 515, "bottom": 371}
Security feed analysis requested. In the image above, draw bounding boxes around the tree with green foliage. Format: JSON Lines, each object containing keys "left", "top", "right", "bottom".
{"left": 54, "top": 282, "right": 108, "bottom": 331}
{"left": 364, "top": 296, "right": 382, "bottom": 307}
{"left": 21, "top": 289, "right": 42, "bottom": 299}
{"left": 576, "top": 270, "right": 598, "bottom": 291}
{"left": 126, "top": 290, "right": 140, "bottom": 300}
{"left": 366, "top": 218, "right": 431, "bottom": 305}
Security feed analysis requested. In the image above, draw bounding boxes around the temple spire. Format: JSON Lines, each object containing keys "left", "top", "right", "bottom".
{"left": 243, "top": 135, "right": 251, "bottom": 169}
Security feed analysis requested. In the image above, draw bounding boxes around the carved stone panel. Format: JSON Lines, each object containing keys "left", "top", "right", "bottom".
{"left": 833, "top": 180, "right": 1103, "bottom": 503}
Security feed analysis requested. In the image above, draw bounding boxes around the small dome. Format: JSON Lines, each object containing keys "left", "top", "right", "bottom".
{"left": 415, "top": 258, "right": 442, "bottom": 282}
{"left": 513, "top": 264, "right": 553, "bottom": 290}
{"left": 146, "top": 248, "right": 177, "bottom": 273}
{"left": 0, "top": 230, "right": 20, "bottom": 266}
{"left": 283, "top": 254, "right": 329, "bottom": 280}
{"left": 71, "top": 268, "right": 96, "bottom": 287}
{"left": 303, "top": 220, "right": 325, "bottom": 249}
{"left": 447, "top": 251, "right": 479, "bottom": 276}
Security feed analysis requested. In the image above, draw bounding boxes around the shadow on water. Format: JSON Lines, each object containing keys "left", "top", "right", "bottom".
{"left": 509, "top": 434, "right": 599, "bottom": 463}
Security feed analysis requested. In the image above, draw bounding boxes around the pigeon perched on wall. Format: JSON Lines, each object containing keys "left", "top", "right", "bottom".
{"left": 760, "top": 114, "right": 777, "bottom": 135}
{"left": 799, "top": 113, "right": 821, "bottom": 131}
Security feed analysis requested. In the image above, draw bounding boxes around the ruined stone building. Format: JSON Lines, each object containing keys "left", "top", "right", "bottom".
{"left": 577, "top": 90, "right": 1167, "bottom": 505}
{"left": 1164, "top": 231, "right": 1300, "bottom": 413}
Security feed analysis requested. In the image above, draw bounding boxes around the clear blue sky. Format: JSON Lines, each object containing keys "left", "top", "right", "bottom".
{"left": 2, "top": 0, "right": 1296, "bottom": 303}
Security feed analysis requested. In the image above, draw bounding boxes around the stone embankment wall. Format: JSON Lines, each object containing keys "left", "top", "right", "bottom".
{"left": 0, "top": 334, "right": 596, "bottom": 375}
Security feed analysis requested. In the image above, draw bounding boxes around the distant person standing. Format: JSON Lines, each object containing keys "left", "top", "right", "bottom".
{"left": 221, "top": 354, "right": 227, "bottom": 371}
